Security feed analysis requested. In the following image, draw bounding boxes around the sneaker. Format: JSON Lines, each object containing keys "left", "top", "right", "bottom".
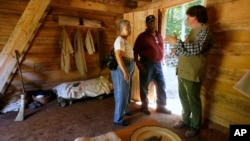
{"left": 141, "top": 107, "right": 151, "bottom": 115}
{"left": 172, "top": 121, "right": 188, "bottom": 129}
{"left": 185, "top": 128, "right": 199, "bottom": 138}
{"left": 156, "top": 108, "right": 172, "bottom": 114}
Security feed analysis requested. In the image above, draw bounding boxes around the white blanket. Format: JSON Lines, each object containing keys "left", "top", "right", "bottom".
{"left": 53, "top": 76, "right": 113, "bottom": 99}
{"left": 74, "top": 131, "right": 121, "bottom": 141}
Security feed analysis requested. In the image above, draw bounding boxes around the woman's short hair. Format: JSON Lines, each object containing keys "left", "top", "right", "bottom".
{"left": 186, "top": 5, "right": 208, "bottom": 24}
{"left": 117, "top": 20, "right": 130, "bottom": 30}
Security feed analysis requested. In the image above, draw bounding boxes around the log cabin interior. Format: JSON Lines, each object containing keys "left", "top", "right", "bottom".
{"left": 0, "top": 0, "right": 250, "bottom": 140}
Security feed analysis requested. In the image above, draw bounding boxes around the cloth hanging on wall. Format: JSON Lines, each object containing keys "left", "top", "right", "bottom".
{"left": 85, "top": 29, "right": 95, "bottom": 54}
{"left": 59, "top": 28, "right": 74, "bottom": 73}
{"left": 74, "top": 30, "right": 87, "bottom": 75}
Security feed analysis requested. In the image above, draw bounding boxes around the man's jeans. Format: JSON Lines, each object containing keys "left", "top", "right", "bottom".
{"left": 139, "top": 59, "right": 167, "bottom": 109}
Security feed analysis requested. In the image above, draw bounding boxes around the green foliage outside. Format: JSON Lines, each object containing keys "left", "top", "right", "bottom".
{"left": 164, "top": 0, "right": 204, "bottom": 67}
{"left": 166, "top": 0, "right": 204, "bottom": 40}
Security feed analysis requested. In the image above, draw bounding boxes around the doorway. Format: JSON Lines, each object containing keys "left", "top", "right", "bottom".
{"left": 125, "top": 0, "right": 205, "bottom": 115}
{"left": 162, "top": 47, "right": 181, "bottom": 115}
{"left": 161, "top": 0, "right": 205, "bottom": 115}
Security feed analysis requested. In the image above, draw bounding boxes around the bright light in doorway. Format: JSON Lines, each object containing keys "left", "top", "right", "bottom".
{"left": 135, "top": 99, "right": 182, "bottom": 115}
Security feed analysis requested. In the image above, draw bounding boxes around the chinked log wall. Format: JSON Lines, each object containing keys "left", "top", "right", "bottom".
{"left": 1, "top": 0, "right": 250, "bottom": 134}
{"left": 129, "top": 0, "right": 250, "bottom": 134}
{"left": 0, "top": 0, "right": 51, "bottom": 95}
{"left": 0, "top": 0, "right": 116, "bottom": 93}
{"left": 202, "top": 0, "right": 250, "bottom": 129}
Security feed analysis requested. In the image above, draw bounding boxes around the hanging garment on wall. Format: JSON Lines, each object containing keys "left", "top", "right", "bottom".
{"left": 85, "top": 29, "right": 95, "bottom": 54}
{"left": 74, "top": 30, "right": 87, "bottom": 75}
{"left": 59, "top": 28, "right": 74, "bottom": 73}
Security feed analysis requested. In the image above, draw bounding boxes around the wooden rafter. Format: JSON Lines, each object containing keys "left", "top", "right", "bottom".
{"left": 51, "top": 0, "right": 132, "bottom": 15}
{"left": 0, "top": 0, "right": 51, "bottom": 95}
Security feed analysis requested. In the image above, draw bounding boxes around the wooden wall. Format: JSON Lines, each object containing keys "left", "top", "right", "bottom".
{"left": 0, "top": 0, "right": 250, "bottom": 133}
{"left": 203, "top": 0, "right": 250, "bottom": 128}
{"left": 124, "top": 9, "right": 159, "bottom": 101}
{"left": 130, "top": 0, "right": 250, "bottom": 133}
{"left": 0, "top": 0, "right": 117, "bottom": 92}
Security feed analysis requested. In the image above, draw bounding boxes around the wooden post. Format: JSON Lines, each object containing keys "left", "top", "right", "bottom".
{"left": 0, "top": 0, "right": 51, "bottom": 95}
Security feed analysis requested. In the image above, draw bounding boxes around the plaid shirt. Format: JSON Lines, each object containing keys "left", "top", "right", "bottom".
{"left": 175, "top": 27, "right": 214, "bottom": 56}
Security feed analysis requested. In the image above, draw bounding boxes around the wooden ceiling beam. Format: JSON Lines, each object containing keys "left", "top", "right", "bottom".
{"left": 0, "top": 0, "right": 51, "bottom": 95}
{"left": 50, "top": 0, "right": 133, "bottom": 15}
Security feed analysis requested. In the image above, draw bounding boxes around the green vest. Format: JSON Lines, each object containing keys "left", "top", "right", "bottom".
{"left": 177, "top": 25, "right": 208, "bottom": 82}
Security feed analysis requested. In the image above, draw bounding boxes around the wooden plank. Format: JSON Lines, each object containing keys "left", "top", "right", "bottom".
{"left": 206, "top": 110, "right": 231, "bottom": 128}
{"left": 211, "top": 20, "right": 250, "bottom": 32}
{"left": 0, "top": 0, "right": 51, "bottom": 95}
{"left": 135, "top": 0, "right": 193, "bottom": 12}
{"left": 207, "top": 54, "right": 250, "bottom": 69}
{"left": 0, "top": 37, "right": 9, "bottom": 46}
{"left": 136, "top": 0, "right": 161, "bottom": 11}
{"left": 0, "top": 0, "right": 50, "bottom": 55}
{"left": 32, "top": 37, "right": 59, "bottom": 45}
{"left": 0, "top": 29, "right": 14, "bottom": 36}
{"left": 208, "top": 99, "right": 250, "bottom": 124}
{"left": 206, "top": 0, "right": 235, "bottom": 5}
{"left": 201, "top": 88, "right": 250, "bottom": 127}
{"left": 50, "top": 0, "right": 128, "bottom": 15}
{"left": 11, "top": 69, "right": 104, "bottom": 90}
{"left": 0, "top": 0, "right": 28, "bottom": 12}
{"left": 124, "top": 9, "right": 160, "bottom": 101}
{"left": 202, "top": 80, "right": 250, "bottom": 128}
{"left": 49, "top": 8, "right": 117, "bottom": 22}
{"left": 161, "top": 0, "right": 193, "bottom": 8}
{"left": 132, "top": 11, "right": 148, "bottom": 100}
{"left": 208, "top": 0, "right": 250, "bottom": 22}
{"left": 204, "top": 66, "right": 247, "bottom": 81}
{"left": 210, "top": 42, "right": 250, "bottom": 55}
{"left": 35, "top": 27, "right": 60, "bottom": 37}
{"left": 124, "top": 13, "right": 133, "bottom": 44}
{"left": 214, "top": 31, "right": 250, "bottom": 42}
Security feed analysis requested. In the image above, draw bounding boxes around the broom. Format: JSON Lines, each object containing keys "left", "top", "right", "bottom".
{"left": 14, "top": 50, "right": 26, "bottom": 121}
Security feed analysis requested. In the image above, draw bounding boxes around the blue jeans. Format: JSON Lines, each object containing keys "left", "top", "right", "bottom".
{"left": 111, "top": 60, "right": 135, "bottom": 123}
{"left": 139, "top": 59, "right": 167, "bottom": 109}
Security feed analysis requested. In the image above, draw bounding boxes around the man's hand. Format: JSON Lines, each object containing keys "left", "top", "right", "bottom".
{"left": 136, "top": 62, "right": 146, "bottom": 73}
{"left": 165, "top": 32, "right": 177, "bottom": 45}
{"left": 171, "top": 48, "right": 177, "bottom": 55}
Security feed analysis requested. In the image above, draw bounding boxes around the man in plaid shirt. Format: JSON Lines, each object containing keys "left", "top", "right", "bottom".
{"left": 166, "top": 5, "right": 214, "bottom": 138}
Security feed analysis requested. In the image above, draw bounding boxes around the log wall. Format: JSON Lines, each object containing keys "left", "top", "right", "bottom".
{"left": 130, "top": 0, "right": 250, "bottom": 133}
{"left": 0, "top": 0, "right": 250, "bottom": 133}
{"left": 0, "top": 0, "right": 116, "bottom": 92}
{"left": 202, "top": 0, "right": 250, "bottom": 128}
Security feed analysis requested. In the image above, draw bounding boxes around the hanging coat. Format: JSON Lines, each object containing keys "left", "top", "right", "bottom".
{"left": 59, "top": 28, "right": 74, "bottom": 73}
{"left": 85, "top": 29, "right": 95, "bottom": 54}
{"left": 74, "top": 30, "right": 87, "bottom": 76}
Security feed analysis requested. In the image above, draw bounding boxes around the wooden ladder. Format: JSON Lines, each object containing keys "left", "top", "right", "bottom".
{"left": 0, "top": 0, "right": 51, "bottom": 95}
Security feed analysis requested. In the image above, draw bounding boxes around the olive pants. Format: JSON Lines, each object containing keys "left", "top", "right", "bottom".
{"left": 178, "top": 77, "right": 202, "bottom": 129}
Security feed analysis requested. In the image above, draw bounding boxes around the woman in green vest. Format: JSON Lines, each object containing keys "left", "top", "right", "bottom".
{"left": 166, "top": 5, "right": 214, "bottom": 138}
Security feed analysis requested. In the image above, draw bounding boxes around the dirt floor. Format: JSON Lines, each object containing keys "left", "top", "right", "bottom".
{"left": 0, "top": 94, "right": 229, "bottom": 141}
{"left": 0, "top": 64, "right": 229, "bottom": 141}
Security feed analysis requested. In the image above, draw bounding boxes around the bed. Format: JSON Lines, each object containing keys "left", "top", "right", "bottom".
{"left": 53, "top": 75, "right": 113, "bottom": 107}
